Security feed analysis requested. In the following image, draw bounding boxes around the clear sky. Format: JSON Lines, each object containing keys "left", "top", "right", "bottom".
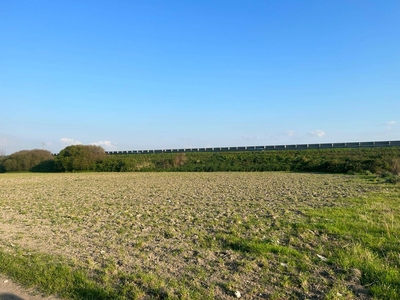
{"left": 1, "top": 1, "right": 399, "bottom": 154}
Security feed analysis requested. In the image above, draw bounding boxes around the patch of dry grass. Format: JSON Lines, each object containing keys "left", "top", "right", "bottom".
{"left": 0, "top": 173, "right": 378, "bottom": 299}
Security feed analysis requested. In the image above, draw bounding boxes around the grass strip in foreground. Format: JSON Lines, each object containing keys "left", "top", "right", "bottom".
{"left": 0, "top": 247, "right": 213, "bottom": 299}
{"left": 0, "top": 249, "right": 116, "bottom": 299}
{"left": 298, "top": 185, "right": 400, "bottom": 299}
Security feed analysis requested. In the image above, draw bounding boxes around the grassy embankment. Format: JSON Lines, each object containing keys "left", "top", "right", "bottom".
{"left": 96, "top": 147, "right": 400, "bottom": 174}
{"left": 0, "top": 172, "right": 399, "bottom": 299}
{"left": 1, "top": 146, "right": 400, "bottom": 175}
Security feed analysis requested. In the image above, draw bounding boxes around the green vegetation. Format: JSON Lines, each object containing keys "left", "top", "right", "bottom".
{"left": 0, "top": 145, "right": 106, "bottom": 173}
{"left": 97, "top": 147, "right": 400, "bottom": 174}
{"left": 0, "top": 149, "right": 54, "bottom": 172}
{"left": 56, "top": 145, "right": 106, "bottom": 172}
{"left": 0, "top": 249, "right": 114, "bottom": 299}
{"left": 1, "top": 146, "right": 400, "bottom": 175}
{"left": 300, "top": 188, "right": 400, "bottom": 299}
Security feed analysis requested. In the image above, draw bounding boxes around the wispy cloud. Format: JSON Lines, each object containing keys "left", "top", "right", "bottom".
{"left": 384, "top": 121, "right": 397, "bottom": 130}
{"left": 0, "top": 137, "right": 11, "bottom": 147}
{"left": 285, "top": 130, "right": 297, "bottom": 137}
{"left": 90, "top": 140, "right": 117, "bottom": 149}
{"left": 60, "top": 138, "right": 82, "bottom": 145}
{"left": 309, "top": 130, "right": 326, "bottom": 137}
{"left": 240, "top": 135, "right": 262, "bottom": 141}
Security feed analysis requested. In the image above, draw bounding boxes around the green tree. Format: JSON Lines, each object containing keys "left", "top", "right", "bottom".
{"left": 56, "top": 145, "right": 106, "bottom": 172}
{"left": 1, "top": 149, "right": 54, "bottom": 172}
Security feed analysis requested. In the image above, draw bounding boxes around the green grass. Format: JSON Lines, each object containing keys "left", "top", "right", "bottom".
{"left": 0, "top": 247, "right": 213, "bottom": 300}
{"left": 0, "top": 248, "right": 115, "bottom": 299}
{"left": 297, "top": 186, "right": 400, "bottom": 299}
{"left": 218, "top": 235, "right": 302, "bottom": 257}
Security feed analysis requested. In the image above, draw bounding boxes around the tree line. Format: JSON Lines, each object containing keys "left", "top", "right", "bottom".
{"left": 0, "top": 145, "right": 106, "bottom": 173}
{"left": 0, "top": 145, "right": 399, "bottom": 177}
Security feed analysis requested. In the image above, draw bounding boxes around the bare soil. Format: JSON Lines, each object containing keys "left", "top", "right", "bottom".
{"left": 0, "top": 172, "right": 377, "bottom": 299}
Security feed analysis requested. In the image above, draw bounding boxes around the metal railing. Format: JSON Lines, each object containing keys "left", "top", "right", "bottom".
{"left": 103, "top": 140, "right": 400, "bottom": 155}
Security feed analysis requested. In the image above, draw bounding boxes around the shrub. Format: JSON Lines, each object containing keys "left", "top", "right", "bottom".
{"left": 30, "top": 159, "right": 62, "bottom": 172}
{"left": 385, "top": 175, "right": 400, "bottom": 184}
{"left": 391, "top": 158, "right": 400, "bottom": 176}
{"left": 0, "top": 159, "right": 5, "bottom": 173}
{"left": 56, "top": 145, "right": 106, "bottom": 172}
{"left": 173, "top": 153, "right": 187, "bottom": 167}
{"left": 1, "top": 149, "right": 54, "bottom": 172}
{"left": 380, "top": 171, "right": 393, "bottom": 178}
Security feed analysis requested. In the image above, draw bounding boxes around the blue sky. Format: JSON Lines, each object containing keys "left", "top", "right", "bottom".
{"left": 1, "top": 1, "right": 399, "bottom": 154}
